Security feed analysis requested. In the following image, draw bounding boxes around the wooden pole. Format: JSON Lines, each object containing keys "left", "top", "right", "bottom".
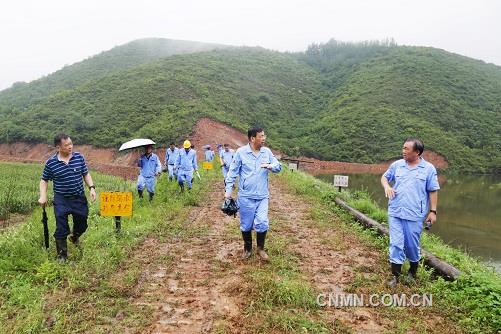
{"left": 334, "top": 198, "right": 461, "bottom": 281}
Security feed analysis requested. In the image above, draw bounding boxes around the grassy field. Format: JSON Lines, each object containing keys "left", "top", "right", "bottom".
{"left": 0, "top": 162, "right": 134, "bottom": 221}
{"left": 0, "top": 161, "right": 214, "bottom": 333}
{"left": 278, "top": 169, "right": 501, "bottom": 333}
{"left": 0, "top": 162, "right": 51, "bottom": 221}
{"left": 1, "top": 162, "right": 499, "bottom": 333}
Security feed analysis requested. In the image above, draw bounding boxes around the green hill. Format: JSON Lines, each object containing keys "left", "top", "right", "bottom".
{"left": 0, "top": 39, "right": 499, "bottom": 173}
{"left": 0, "top": 38, "right": 229, "bottom": 111}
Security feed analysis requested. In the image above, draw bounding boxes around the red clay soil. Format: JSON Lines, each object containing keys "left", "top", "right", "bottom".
{"left": 0, "top": 118, "right": 448, "bottom": 179}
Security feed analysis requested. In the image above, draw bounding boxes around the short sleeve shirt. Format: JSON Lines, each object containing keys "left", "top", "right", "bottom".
{"left": 41, "top": 152, "right": 88, "bottom": 196}
{"left": 383, "top": 158, "right": 440, "bottom": 221}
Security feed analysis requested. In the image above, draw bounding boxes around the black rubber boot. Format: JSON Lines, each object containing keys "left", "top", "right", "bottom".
{"left": 408, "top": 261, "right": 419, "bottom": 281}
{"left": 68, "top": 233, "right": 80, "bottom": 247}
{"left": 55, "top": 238, "right": 68, "bottom": 262}
{"left": 256, "top": 231, "right": 269, "bottom": 261}
{"left": 138, "top": 189, "right": 144, "bottom": 198}
{"left": 386, "top": 263, "right": 402, "bottom": 288}
{"left": 241, "top": 231, "right": 252, "bottom": 259}
{"left": 149, "top": 192, "right": 154, "bottom": 202}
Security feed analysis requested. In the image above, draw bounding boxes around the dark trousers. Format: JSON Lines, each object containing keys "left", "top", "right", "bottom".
{"left": 53, "top": 193, "right": 89, "bottom": 239}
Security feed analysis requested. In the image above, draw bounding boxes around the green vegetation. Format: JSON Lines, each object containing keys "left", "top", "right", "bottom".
{"left": 0, "top": 38, "right": 500, "bottom": 173}
{"left": 279, "top": 169, "right": 501, "bottom": 333}
{"left": 0, "top": 162, "right": 213, "bottom": 333}
{"left": 0, "top": 162, "right": 50, "bottom": 220}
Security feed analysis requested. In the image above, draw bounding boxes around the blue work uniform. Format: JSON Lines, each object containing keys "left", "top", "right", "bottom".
{"left": 41, "top": 152, "right": 90, "bottom": 239}
{"left": 165, "top": 147, "right": 179, "bottom": 179}
{"left": 175, "top": 148, "right": 198, "bottom": 189}
{"left": 221, "top": 149, "right": 235, "bottom": 180}
{"left": 205, "top": 149, "right": 215, "bottom": 162}
{"left": 137, "top": 153, "right": 162, "bottom": 194}
{"left": 225, "top": 144, "right": 282, "bottom": 233}
{"left": 383, "top": 157, "right": 440, "bottom": 264}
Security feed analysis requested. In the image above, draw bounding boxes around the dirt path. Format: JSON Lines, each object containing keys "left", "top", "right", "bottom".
{"left": 267, "top": 178, "right": 461, "bottom": 333}
{"left": 102, "top": 176, "right": 460, "bottom": 333}
{"left": 111, "top": 181, "right": 244, "bottom": 334}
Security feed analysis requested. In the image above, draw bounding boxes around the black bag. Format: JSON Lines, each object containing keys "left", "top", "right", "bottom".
{"left": 221, "top": 198, "right": 239, "bottom": 217}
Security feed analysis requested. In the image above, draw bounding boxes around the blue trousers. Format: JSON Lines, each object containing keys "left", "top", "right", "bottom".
{"left": 237, "top": 197, "right": 269, "bottom": 233}
{"left": 53, "top": 193, "right": 88, "bottom": 239}
{"left": 137, "top": 175, "right": 156, "bottom": 193}
{"left": 389, "top": 216, "right": 423, "bottom": 264}
{"left": 167, "top": 165, "right": 176, "bottom": 178}
{"left": 178, "top": 170, "right": 193, "bottom": 189}
{"left": 222, "top": 166, "right": 229, "bottom": 180}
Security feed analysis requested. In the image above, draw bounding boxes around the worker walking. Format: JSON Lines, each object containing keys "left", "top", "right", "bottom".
{"left": 165, "top": 142, "right": 179, "bottom": 182}
{"left": 137, "top": 145, "right": 162, "bottom": 201}
{"left": 220, "top": 144, "right": 234, "bottom": 185}
{"left": 224, "top": 128, "right": 281, "bottom": 261}
{"left": 175, "top": 140, "right": 198, "bottom": 191}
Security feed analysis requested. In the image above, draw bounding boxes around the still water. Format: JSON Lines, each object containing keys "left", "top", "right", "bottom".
{"left": 315, "top": 173, "right": 501, "bottom": 273}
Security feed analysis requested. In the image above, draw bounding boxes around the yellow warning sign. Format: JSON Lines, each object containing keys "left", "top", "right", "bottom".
{"left": 202, "top": 162, "right": 213, "bottom": 170}
{"left": 100, "top": 192, "right": 133, "bottom": 217}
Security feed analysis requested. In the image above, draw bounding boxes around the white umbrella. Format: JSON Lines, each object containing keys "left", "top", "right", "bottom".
{"left": 119, "top": 138, "right": 156, "bottom": 151}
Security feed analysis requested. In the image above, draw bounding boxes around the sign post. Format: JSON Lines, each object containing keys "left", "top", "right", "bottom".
{"left": 288, "top": 162, "right": 298, "bottom": 172}
{"left": 100, "top": 192, "right": 133, "bottom": 232}
{"left": 202, "top": 162, "right": 213, "bottom": 172}
{"left": 333, "top": 175, "right": 349, "bottom": 192}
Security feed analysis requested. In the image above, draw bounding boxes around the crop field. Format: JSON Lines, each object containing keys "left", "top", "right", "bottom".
{"left": 0, "top": 162, "right": 131, "bottom": 221}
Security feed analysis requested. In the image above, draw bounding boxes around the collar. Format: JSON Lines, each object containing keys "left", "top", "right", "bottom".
{"left": 56, "top": 152, "right": 74, "bottom": 162}
{"left": 404, "top": 157, "right": 426, "bottom": 169}
{"left": 245, "top": 143, "right": 265, "bottom": 155}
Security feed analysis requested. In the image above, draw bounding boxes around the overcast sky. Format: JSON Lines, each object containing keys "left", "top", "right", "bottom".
{"left": 1, "top": 0, "right": 500, "bottom": 91}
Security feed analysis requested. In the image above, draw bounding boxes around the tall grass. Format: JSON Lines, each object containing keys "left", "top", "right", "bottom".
{"left": 279, "top": 168, "right": 501, "bottom": 333}
{"left": 0, "top": 162, "right": 217, "bottom": 333}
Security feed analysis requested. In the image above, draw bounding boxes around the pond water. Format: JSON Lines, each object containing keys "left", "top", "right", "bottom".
{"left": 315, "top": 173, "right": 501, "bottom": 273}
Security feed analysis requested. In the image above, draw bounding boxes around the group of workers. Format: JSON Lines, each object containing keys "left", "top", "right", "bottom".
{"left": 39, "top": 129, "right": 439, "bottom": 289}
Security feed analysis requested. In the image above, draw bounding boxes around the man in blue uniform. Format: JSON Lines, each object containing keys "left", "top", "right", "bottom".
{"left": 381, "top": 138, "right": 439, "bottom": 287}
{"left": 175, "top": 140, "right": 198, "bottom": 192}
{"left": 204, "top": 146, "right": 215, "bottom": 162}
{"left": 137, "top": 145, "right": 162, "bottom": 201}
{"left": 220, "top": 144, "right": 234, "bottom": 185}
{"left": 38, "top": 134, "right": 97, "bottom": 262}
{"left": 165, "top": 142, "right": 179, "bottom": 182}
{"left": 224, "top": 127, "right": 282, "bottom": 261}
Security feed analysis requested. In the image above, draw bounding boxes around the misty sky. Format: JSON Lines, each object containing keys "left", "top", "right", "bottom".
{"left": 1, "top": 0, "right": 500, "bottom": 91}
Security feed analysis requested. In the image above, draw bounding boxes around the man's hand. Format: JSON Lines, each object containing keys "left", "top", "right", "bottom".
{"left": 260, "top": 163, "right": 272, "bottom": 170}
{"left": 89, "top": 188, "right": 97, "bottom": 202}
{"left": 384, "top": 186, "right": 396, "bottom": 199}
{"left": 224, "top": 192, "right": 231, "bottom": 199}
{"left": 425, "top": 211, "right": 437, "bottom": 225}
{"left": 38, "top": 195, "right": 47, "bottom": 206}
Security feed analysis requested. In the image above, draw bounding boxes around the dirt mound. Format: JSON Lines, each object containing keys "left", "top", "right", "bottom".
{"left": 0, "top": 118, "right": 449, "bottom": 179}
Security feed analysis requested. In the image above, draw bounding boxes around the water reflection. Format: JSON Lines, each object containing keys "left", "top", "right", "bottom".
{"left": 315, "top": 173, "right": 501, "bottom": 273}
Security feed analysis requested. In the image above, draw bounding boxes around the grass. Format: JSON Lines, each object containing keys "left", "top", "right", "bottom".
{"left": 278, "top": 168, "right": 501, "bottom": 333}
{"left": 0, "top": 162, "right": 218, "bottom": 333}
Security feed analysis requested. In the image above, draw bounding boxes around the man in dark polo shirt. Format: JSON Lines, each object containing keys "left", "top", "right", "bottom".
{"left": 38, "top": 134, "right": 97, "bottom": 262}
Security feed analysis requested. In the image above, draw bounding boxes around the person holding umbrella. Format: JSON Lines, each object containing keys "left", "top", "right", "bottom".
{"left": 175, "top": 140, "right": 198, "bottom": 192}
{"left": 137, "top": 144, "right": 162, "bottom": 201}
{"left": 38, "top": 134, "right": 97, "bottom": 262}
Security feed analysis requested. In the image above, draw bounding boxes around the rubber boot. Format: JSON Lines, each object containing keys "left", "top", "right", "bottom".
{"left": 138, "top": 189, "right": 144, "bottom": 199}
{"left": 256, "top": 231, "right": 269, "bottom": 261}
{"left": 68, "top": 233, "right": 80, "bottom": 247}
{"left": 408, "top": 261, "right": 419, "bottom": 282}
{"left": 386, "top": 263, "right": 401, "bottom": 288}
{"left": 149, "top": 192, "right": 154, "bottom": 202}
{"left": 55, "top": 238, "right": 68, "bottom": 262}
{"left": 241, "top": 231, "right": 252, "bottom": 260}
{"left": 179, "top": 184, "right": 184, "bottom": 193}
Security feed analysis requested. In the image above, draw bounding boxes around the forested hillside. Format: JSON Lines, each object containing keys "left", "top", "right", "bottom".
{"left": 0, "top": 39, "right": 499, "bottom": 172}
